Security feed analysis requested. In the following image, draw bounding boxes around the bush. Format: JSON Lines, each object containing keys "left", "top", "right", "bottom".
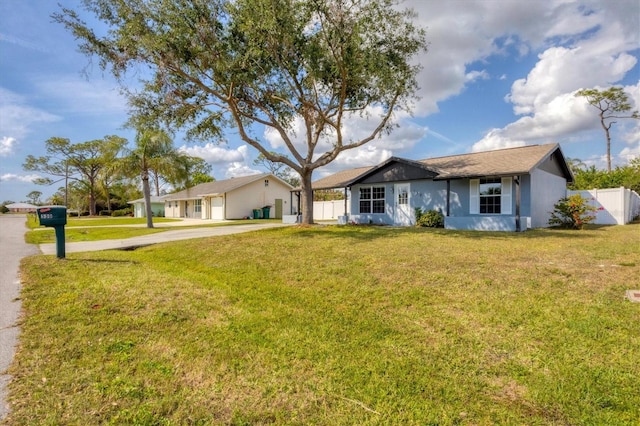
{"left": 111, "top": 208, "right": 132, "bottom": 217}
{"left": 415, "top": 208, "right": 444, "bottom": 228}
{"left": 548, "top": 194, "right": 598, "bottom": 229}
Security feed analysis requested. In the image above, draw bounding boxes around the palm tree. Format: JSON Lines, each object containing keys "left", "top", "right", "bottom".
{"left": 116, "top": 129, "right": 182, "bottom": 228}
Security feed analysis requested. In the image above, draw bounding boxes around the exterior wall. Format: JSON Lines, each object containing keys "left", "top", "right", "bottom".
{"left": 349, "top": 180, "right": 448, "bottom": 225}
{"left": 529, "top": 168, "right": 567, "bottom": 228}
{"left": 445, "top": 216, "right": 526, "bottom": 231}
{"left": 225, "top": 178, "right": 292, "bottom": 219}
{"left": 132, "top": 202, "right": 164, "bottom": 218}
{"left": 444, "top": 176, "right": 535, "bottom": 231}
{"left": 346, "top": 170, "right": 566, "bottom": 231}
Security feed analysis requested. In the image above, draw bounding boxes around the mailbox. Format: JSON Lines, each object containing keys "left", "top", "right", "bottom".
{"left": 37, "top": 206, "right": 67, "bottom": 258}
{"left": 37, "top": 206, "right": 67, "bottom": 226}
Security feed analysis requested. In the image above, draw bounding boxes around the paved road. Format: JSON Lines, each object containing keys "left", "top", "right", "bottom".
{"left": 39, "top": 222, "right": 290, "bottom": 254}
{"left": 0, "top": 215, "right": 39, "bottom": 421}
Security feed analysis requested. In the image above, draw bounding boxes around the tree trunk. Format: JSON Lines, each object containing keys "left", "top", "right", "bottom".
{"left": 154, "top": 173, "right": 161, "bottom": 196}
{"left": 142, "top": 173, "right": 154, "bottom": 229}
{"left": 299, "top": 169, "right": 314, "bottom": 225}
{"left": 89, "top": 189, "right": 97, "bottom": 216}
{"left": 599, "top": 111, "right": 612, "bottom": 172}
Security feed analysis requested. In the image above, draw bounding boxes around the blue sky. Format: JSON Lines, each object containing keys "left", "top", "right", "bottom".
{"left": 1, "top": 0, "right": 639, "bottom": 203}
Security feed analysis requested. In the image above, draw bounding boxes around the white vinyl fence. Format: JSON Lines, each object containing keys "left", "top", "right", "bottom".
{"left": 567, "top": 187, "right": 640, "bottom": 225}
{"left": 313, "top": 200, "right": 350, "bottom": 220}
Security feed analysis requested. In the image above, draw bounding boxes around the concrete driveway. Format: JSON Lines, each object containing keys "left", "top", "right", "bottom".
{"left": 39, "top": 221, "right": 291, "bottom": 254}
{"left": 0, "top": 215, "right": 39, "bottom": 420}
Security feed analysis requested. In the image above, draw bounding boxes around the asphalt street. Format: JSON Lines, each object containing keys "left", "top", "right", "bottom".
{"left": 0, "top": 215, "right": 39, "bottom": 421}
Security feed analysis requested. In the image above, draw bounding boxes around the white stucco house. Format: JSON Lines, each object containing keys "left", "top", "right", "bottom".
{"left": 162, "top": 173, "right": 294, "bottom": 220}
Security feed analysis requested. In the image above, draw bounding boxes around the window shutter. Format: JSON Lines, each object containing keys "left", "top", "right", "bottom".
{"left": 501, "top": 177, "right": 512, "bottom": 215}
{"left": 469, "top": 179, "right": 479, "bottom": 214}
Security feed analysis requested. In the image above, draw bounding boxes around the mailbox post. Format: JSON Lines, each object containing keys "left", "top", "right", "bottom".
{"left": 37, "top": 206, "right": 67, "bottom": 258}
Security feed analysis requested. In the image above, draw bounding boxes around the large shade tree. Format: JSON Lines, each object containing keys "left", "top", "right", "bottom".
{"left": 23, "top": 136, "right": 127, "bottom": 215}
{"left": 55, "top": 0, "right": 427, "bottom": 224}
{"left": 575, "top": 87, "right": 639, "bottom": 172}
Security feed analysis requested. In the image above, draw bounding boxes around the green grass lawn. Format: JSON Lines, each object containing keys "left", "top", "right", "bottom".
{"left": 6, "top": 224, "right": 640, "bottom": 425}
{"left": 26, "top": 215, "right": 182, "bottom": 229}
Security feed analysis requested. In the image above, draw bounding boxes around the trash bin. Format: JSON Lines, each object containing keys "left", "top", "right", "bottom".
{"left": 253, "top": 208, "right": 262, "bottom": 219}
{"left": 262, "top": 206, "right": 271, "bottom": 219}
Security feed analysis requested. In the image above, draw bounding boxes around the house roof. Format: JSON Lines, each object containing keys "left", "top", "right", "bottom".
{"left": 6, "top": 202, "right": 38, "bottom": 209}
{"left": 311, "top": 143, "right": 573, "bottom": 189}
{"left": 311, "top": 166, "right": 374, "bottom": 190}
{"left": 127, "top": 196, "right": 168, "bottom": 204}
{"left": 162, "top": 173, "right": 292, "bottom": 201}
{"left": 419, "top": 143, "right": 570, "bottom": 180}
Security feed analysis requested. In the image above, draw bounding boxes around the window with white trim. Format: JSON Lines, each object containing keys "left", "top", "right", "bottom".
{"left": 359, "top": 186, "right": 385, "bottom": 214}
{"left": 470, "top": 177, "right": 512, "bottom": 215}
{"left": 194, "top": 199, "right": 202, "bottom": 213}
{"left": 479, "top": 178, "right": 501, "bottom": 214}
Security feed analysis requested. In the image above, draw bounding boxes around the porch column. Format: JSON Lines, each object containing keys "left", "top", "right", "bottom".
{"left": 344, "top": 187, "right": 349, "bottom": 220}
{"left": 446, "top": 180, "right": 451, "bottom": 216}
{"left": 514, "top": 176, "right": 521, "bottom": 232}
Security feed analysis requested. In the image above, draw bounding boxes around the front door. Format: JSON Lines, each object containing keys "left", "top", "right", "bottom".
{"left": 394, "top": 183, "right": 412, "bottom": 226}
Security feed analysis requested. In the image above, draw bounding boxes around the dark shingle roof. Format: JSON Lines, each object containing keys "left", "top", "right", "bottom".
{"left": 311, "top": 166, "right": 374, "bottom": 190}
{"left": 420, "top": 143, "right": 565, "bottom": 179}
{"left": 311, "top": 143, "right": 571, "bottom": 189}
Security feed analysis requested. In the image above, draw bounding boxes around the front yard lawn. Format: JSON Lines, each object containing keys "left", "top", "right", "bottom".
{"left": 6, "top": 224, "right": 640, "bottom": 425}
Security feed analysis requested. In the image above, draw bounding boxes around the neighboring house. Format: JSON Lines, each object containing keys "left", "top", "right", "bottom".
{"left": 312, "top": 143, "right": 573, "bottom": 231}
{"left": 128, "top": 196, "right": 167, "bottom": 218}
{"left": 5, "top": 202, "right": 38, "bottom": 213}
{"left": 163, "top": 173, "right": 293, "bottom": 220}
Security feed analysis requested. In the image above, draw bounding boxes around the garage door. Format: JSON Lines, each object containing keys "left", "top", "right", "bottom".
{"left": 211, "top": 196, "right": 224, "bottom": 219}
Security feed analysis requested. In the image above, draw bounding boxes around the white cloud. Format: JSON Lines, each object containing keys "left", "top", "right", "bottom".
{"left": 465, "top": 70, "right": 489, "bottom": 83}
{"left": 0, "top": 173, "right": 40, "bottom": 183}
{"left": 0, "top": 137, "right": 17, "bottom": 157}
{"left": 179, "top": 143, "right": 263, "bottom": 179}
{"left": 225, "top": 162, "right": 261, "bottom": 178}
{"left": 179, "top": 142, "right": 246, "bottom": 164}
{"left": 467, "top": 0, "right": 638, "bottom": 155}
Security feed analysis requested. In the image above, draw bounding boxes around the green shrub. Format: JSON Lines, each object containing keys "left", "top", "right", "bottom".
{"left": 111, "top": 208, "right": 132, "bottom": 217}
{"left": 415, "top": 208, "right": 444, "bottom": 228}
{"left": 548, "top": 194, "right": 598, "bottom": 229}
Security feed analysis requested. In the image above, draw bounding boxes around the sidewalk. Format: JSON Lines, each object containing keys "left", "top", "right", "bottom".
{"left": 39, "top": 222, "right": 290, "bottom": 255}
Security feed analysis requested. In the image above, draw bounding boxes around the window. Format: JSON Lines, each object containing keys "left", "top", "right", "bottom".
{"left": 470, "top": 177, "right": 512, "bottom": 215}
{"left": 479, "top": 178, "right": 501, "bottom": 214}
{"left": 194, "top": 199, "right": 202, "bottom": 213}
{"left": 359, "top": 187, "right": 371, "bottom": 213}
{"left": 359, "top": 186, "right": 385, "bottom": 214}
